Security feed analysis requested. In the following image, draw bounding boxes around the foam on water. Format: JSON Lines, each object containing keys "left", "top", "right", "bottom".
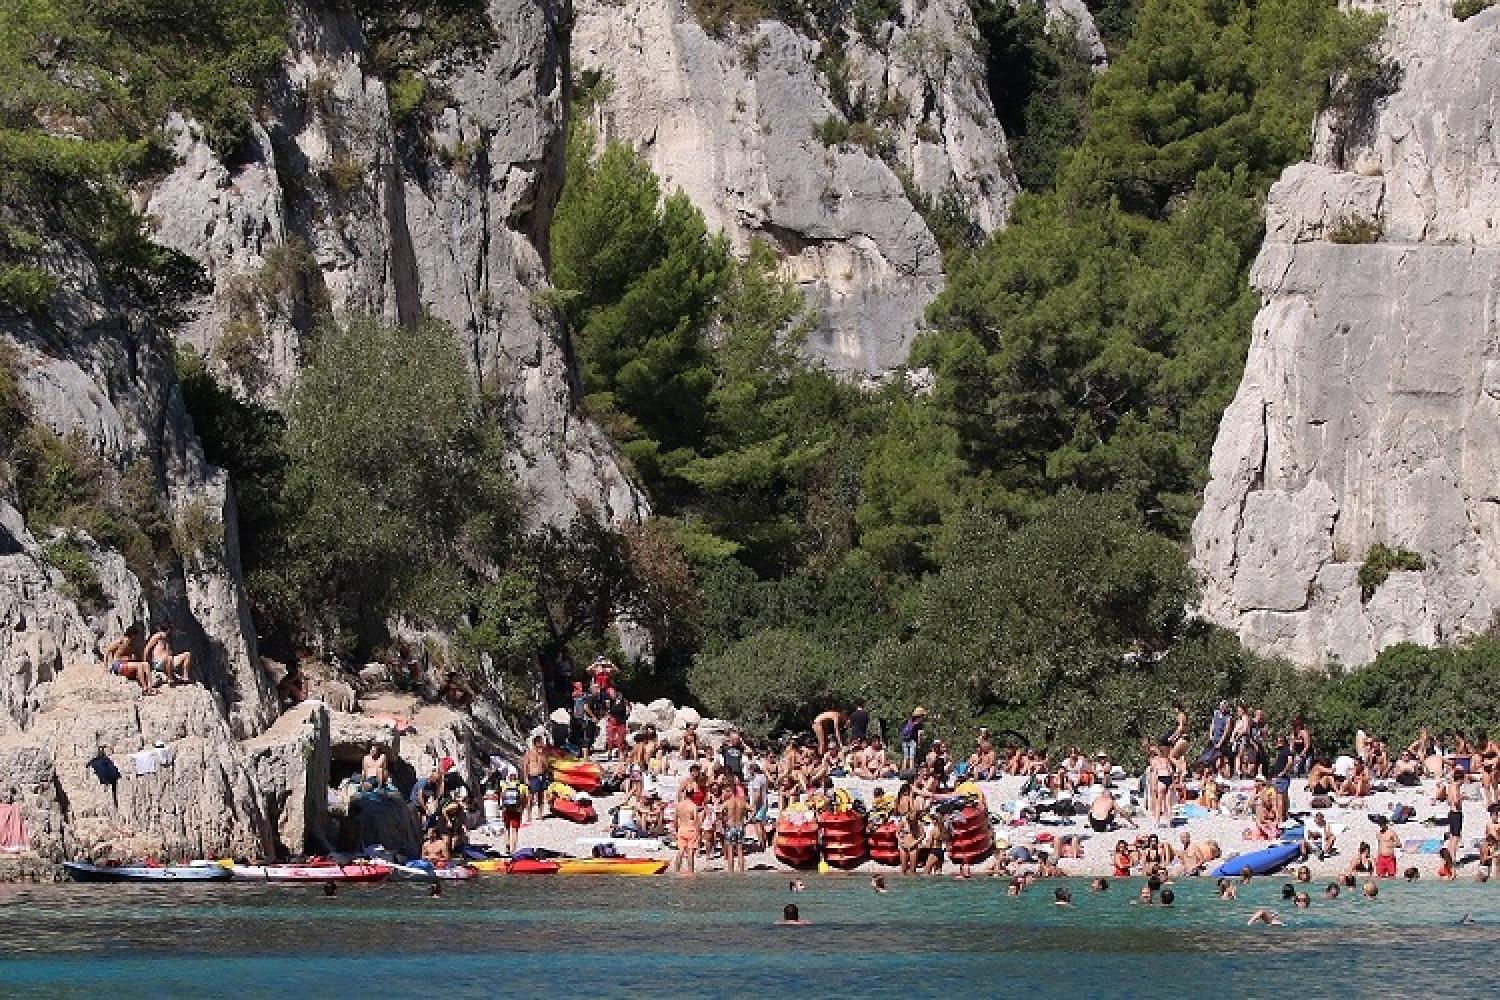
{"left": 0, "top": 876, "right": 1494, "bottom": 997}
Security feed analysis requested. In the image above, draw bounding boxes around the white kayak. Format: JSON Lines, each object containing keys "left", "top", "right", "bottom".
{"left": 390, "top": 861, "right": 479, "bottom": 881}
{"left": 64, "top": 861, "right": 231, "bottom": 883}
{"left": 190, "top": 861, "right": 394, "bottom": 883}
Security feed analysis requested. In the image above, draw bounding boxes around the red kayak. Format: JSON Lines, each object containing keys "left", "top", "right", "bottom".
{"left": 774, "top": 812, "right": 819, "bottom": 869}
{"left": 867, "top": 819, "right": 901, "bottom": 866}
{"left": 550, "top": 760, "right": 603, "bottom": 793}
{"left": 819, "top": 810, "right": 868, "bottom": 869}
{"left": 507, "top": 858, "right": 561, "bottom": 874}
{"left": 551, "top": 797, "right": 598, "bottom": 824}
{"left": 948, "top": 805, "right": 995, "bottom": 865}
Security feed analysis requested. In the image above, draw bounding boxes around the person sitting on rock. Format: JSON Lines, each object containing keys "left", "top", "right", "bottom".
{"left": 143, "top": 625, "right": 192, "bottom": 685}
{"left": 361, "top": 744, "right": 391, "bottom": 790}
{"left": 102, "top": 624, "right": 153, "bottom": 695}
{"left": 439, "top": 671, "right": 473, "bottom": 709}
{"left": 276, "top": 663, "right": 306, "bottom": 708}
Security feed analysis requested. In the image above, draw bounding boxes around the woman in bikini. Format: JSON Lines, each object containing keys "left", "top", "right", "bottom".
{"left": 1149, "top": 744, "right": 1175, "bottom": 826}
{"left": 102, "top": 626, "right": 153, "bottom": 694}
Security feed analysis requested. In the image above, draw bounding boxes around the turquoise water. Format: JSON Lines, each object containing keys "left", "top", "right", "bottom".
{"left": 1, "top": 876, "right": 1496, "bottom": 997}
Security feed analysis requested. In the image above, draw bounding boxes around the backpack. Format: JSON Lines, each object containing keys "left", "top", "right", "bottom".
{"left": 500, "top": 782, "right": 522, "bottom": 808}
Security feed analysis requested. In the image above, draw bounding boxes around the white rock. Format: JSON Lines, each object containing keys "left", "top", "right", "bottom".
{"left": 1193, "top": 1, "right": 1500, "bottom": 667}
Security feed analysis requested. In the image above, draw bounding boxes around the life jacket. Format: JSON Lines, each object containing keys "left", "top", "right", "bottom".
{"left": 500, "top": 781, "right": 523, "bottom": 808}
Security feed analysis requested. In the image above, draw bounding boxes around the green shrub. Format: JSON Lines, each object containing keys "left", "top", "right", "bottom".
{"left": 0, "top": 266, "right": 59, "bottom": 316}
{"left": 687, "top": 0, "right": 772, "bottom": 37}
{"left": 387, "top": 70, "right": 429, "bottom": 126}
{"left": 813, "top": 116, "right": 850, "bottom": 146}
{"left": 1328, "top": 215, "right": 1382, "bottom": 244}
{"left": 172, "top": 497, "right": 221, "bottom": 559}
{"left": 319, "top": 156, "right": 367, "bottom": 196}
{"left": 42, "top": 534, "right": 107, "bottom": 613}
{"left": 0, "top": 341, "right": 29, "bottom": 446}
{"left": 1452, "top": 0, "right": 1497, "bottom": 21}
{"left": 1358, "top": 543, "right": 1425, "bottom": 601}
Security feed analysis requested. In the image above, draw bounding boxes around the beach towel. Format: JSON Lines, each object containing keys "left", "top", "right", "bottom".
{"left": 0, "top": 804, "right": 28, "bottom": 853}
{"left": 1402, "top": 838, "right": 1443, "bottom": 855}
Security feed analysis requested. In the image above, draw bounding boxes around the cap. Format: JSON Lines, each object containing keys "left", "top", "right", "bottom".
{"left": 912, "top": 707, "right": 926, "bottom": 717}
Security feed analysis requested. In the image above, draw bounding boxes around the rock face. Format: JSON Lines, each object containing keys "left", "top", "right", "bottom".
{"left": 145, "top": 0, "right": 643, "bottom": 528}
{"left": 1193, "top": 1, "right": 1500, "bottom": 667}
{"left": 2, "top": 278, "right": 278, "bottom": 739}
{"left": 572, "top": 0, "right": 1021, "bottom": 373}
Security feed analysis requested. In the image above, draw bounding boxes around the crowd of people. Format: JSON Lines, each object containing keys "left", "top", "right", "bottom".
{"left": 495, "top": 679, "right": 1500, "bottom": 884}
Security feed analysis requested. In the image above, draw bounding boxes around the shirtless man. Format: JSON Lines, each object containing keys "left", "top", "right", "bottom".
{"left": 102, "top": 624, "right": 152, "bottom": 694}
{"left": 1089, "top": 787, "right": 1122, "bottom": 832}
{"left": 1441, "top": 766, "right": 1467, "bottom": 863}
{"left": 1374, "top": 818, "right": 1400, "bottom": 879}
{"left": 1177, "top": 832, "right": 1221, "bottom": 874}
{"left": 811, "top": 708, "right": 846, "bottom": 755}
{"left": 421, "top": 826, "right": 450, "bottom": 866}
{"left": 142, "top": 626, "right": 192, "bottom": 684}
{"left": 674, "top": 788, "right": 700, "bottom": 874}
{"left": 361, "top": 744, "right": 390, "bottom": 788}
{"left": 521, "top": 735, "right": 550, "bottom": 822}
{"left": 722, "top": 782, "right": 749, "bottom": 873}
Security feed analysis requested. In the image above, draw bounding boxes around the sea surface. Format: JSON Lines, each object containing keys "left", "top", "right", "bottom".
{"left": 0, "top": 875, "right": 1495, "bottom": 998}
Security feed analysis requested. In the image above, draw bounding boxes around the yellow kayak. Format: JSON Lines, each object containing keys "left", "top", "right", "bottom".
{"left": 469, "top": 859, "right": 508, "bottom": 874}
{"left": 554, "top": 858, "right": 667, "bottom": 876}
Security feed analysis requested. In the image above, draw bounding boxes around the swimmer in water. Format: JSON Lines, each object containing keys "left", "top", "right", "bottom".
{"left": 428, "top": 882, "right": 442, "bottom": 897}
{"left": 322, "top": 881, "right": 336, "bottom": 897}
{"left": 1054, "top": 887, "right": 1072, "bottom": 906}
{"left": 871, "top": 875, "right": 887, "bottom": 893}
{"left": 778, "top": 904, "right": 808, "bottom": 925}
{"left": 1248, "top": 909, "right": 1283, "bottom": 926}
{"left": 789, "top": 880, "right": 805, "bottom": 893}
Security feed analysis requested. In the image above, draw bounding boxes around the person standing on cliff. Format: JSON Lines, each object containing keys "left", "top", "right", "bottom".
{"left": 143, "top": 625, "right": 192, "bottom": 685}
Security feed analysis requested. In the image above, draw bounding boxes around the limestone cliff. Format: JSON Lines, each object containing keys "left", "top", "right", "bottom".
{"left": 1193, "top": 0, "right": 1500, "bottom": 667}
{"left": 146, "top": 0, "right": 642, "bottom": 527}
{"left": 571, "top": 0, "right": 1022, "bottom": 373}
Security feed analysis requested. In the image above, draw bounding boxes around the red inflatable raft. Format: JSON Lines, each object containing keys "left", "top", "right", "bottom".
{"left": 819, "top": 810, "right": 868, "bottom": 869}
{"left": 947, "top": 805, "right": 995, "bottom": 865}
{"left": 867, "top": 819, "right": 901, "bottom": 866}
{"left": 551, "top": 796, "right": 598, "bottom": 824}
{"left": 774, "top": 811, "right": 820, "bottom": 869}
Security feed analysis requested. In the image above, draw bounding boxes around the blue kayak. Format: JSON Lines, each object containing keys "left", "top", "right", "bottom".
{"left": 1210, "top": 840, "right": 1302, "bottom": 878}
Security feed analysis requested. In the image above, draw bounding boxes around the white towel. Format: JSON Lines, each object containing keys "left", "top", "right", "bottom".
{"left": 131, "top": 750, "right": 158, "bottom": 776}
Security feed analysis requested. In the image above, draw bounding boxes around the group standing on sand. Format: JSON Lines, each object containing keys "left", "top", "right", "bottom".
{"left": 102, "top": 623, "right": 193, "bottom": 693}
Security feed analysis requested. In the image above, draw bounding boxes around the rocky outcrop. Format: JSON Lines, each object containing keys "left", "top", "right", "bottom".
{"left": 145, "top": 0, "right": 643, "bottom": 527}
{"left": 572, "top": 0, "right": 1019, "bottom": 373}
{"left": 244, "top": 702, "right": 332, "bottom": 856}
{"left": 1193, "top": 1, "right": 1500, "bottom": 667}
{"left": 0, "top": 671, "right": 273, "bottom": 861}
